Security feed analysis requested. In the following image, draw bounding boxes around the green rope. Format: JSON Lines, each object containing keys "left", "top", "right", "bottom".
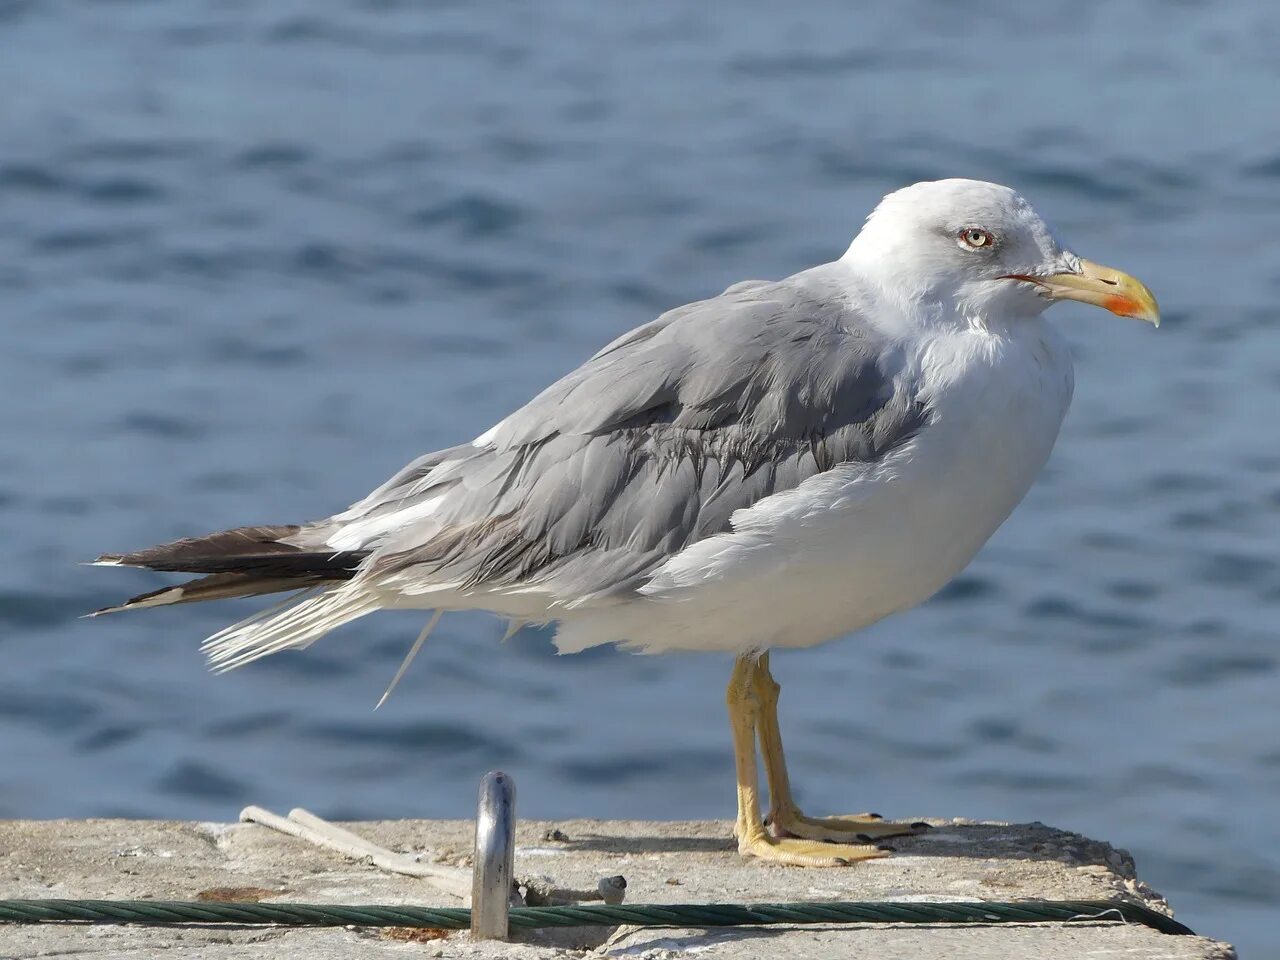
{"left": 0, "top": 898, "right": 1194, "bottom": 935}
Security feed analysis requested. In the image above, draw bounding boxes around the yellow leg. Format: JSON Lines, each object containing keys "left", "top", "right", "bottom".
{"left": 727, "top": 655, "right": 888, "bottom": 866}
{"left": 753, "top": 653, "right": 928, "bottom": 842}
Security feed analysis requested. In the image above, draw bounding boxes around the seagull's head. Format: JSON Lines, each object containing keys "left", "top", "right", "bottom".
{"left": 844, "top": 179, "right": 1159, "bottom": 328}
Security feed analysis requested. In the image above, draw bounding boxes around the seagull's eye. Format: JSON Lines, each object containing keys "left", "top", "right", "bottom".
{"left": 959, "top": 228, "right": 996, "bottom": 250}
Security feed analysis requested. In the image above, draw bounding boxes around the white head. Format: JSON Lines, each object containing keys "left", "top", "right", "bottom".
{"left": 843, "top": 179, "right": 1159, "bottom": 327}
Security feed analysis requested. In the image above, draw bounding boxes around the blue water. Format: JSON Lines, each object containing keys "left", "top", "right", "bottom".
{"left": 1, "top": 2, "right": 1278, "bottom": 953}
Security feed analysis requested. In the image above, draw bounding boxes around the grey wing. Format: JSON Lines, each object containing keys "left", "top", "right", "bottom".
{"left": 337, "top": 268, "right": 929, "bottom": 603}
{"left": 304, "top": 279, "right": 774, "bottom": 550}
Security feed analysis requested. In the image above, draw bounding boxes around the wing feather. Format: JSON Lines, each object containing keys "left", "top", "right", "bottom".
{"left": 342, "top": 266, "right": 930, "bottom": 604}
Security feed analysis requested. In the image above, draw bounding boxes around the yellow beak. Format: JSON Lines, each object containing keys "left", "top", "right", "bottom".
{"left": 1006, "top": 258, "right": 1160, "bottom": 327}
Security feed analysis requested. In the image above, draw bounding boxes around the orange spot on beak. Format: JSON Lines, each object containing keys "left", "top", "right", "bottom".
{"left": 1104, "top": 294, "right": 1143, "bottom": 318}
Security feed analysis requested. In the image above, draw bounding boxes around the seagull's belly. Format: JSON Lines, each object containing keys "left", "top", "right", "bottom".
{"left": 562, "top": 323, "right": 1074, "bottom": 656}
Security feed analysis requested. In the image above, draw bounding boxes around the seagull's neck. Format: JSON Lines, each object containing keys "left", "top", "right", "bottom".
{"left": 820, "top": 255, "right": 965, "bottom": 339}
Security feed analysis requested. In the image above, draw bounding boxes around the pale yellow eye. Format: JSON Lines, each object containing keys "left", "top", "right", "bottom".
{"left": 960, "top": 228, "right": 995, "bottom": 249}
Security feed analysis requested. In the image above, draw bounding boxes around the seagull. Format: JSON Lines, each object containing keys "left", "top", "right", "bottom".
{"left": 93, "top": 179, "right": 1158, "bottom": 867}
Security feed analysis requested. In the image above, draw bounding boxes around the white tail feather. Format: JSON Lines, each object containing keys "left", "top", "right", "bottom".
{"left": 202, "top": 586, "right": 380, "bottom": 672}
{"left": 375, "top": 609, "right": 443, "bottom": 709}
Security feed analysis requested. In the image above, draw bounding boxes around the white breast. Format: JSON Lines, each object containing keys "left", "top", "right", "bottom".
{"left": 552, "top": 318, "right": 1074, "bottom": 656}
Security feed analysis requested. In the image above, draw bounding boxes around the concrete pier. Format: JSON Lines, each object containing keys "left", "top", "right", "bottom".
{"left": 0, "top": 817, "right": 1234, "bottom": 959}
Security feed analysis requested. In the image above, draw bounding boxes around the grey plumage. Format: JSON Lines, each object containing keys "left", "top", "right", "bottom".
{"left": 347, "top": 265, "right": 931, "bottom": 602}
{"left": 96, "top": 265, "right": 930, "bottom": 617}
